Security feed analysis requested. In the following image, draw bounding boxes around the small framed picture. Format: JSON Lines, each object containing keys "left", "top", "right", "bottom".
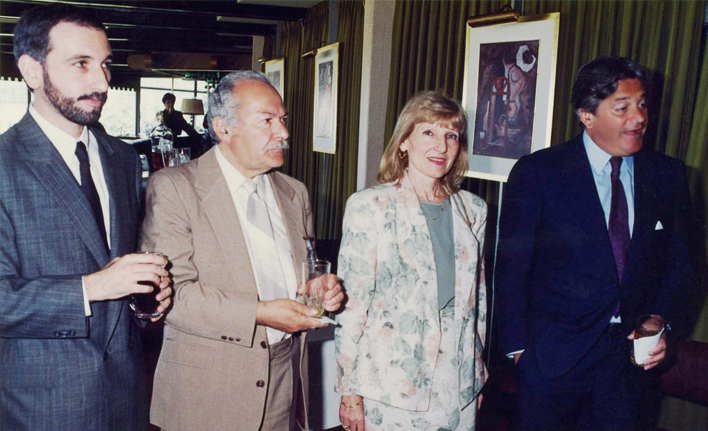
{"left": 313, "top": 42, "right": 339, "bottom": 154}
{"left": 265, "top": 58, "right": 285, "bottom": 102}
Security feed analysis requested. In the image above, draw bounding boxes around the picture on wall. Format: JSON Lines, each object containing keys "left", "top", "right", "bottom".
{"left": 265, "top": 58, "right": 285, "bottom": 102}
{"left": 474, "top": 41, "right": 539, "bottom": 159}
{"left": 313, "top": 42, "right": 339, "bottom": 154}
{"left": 462, "top": 13, "right": 559, "bottom": 182}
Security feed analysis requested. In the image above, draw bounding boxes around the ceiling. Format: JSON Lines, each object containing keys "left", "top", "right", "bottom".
{"left": 0, "top": 0, "right": 322, "bottom": 80}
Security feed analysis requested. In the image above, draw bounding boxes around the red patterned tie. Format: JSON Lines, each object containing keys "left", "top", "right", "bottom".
{"left": 609, "top": 157, "right": 629, "bottom": 318}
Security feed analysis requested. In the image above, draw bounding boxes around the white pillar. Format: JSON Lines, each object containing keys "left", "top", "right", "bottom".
{"left": 357, "top": 0, "right": 396, "bottom": 190}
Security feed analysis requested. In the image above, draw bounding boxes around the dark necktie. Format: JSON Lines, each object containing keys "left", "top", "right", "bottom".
{"left": 75, "top": 141, "right": 108, "bottom": 250}
{"left": 609, "top": 157, "right": 629, "bottom": 318}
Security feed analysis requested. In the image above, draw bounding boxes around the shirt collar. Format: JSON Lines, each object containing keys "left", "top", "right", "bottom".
{"left": 582, "top": 130, "right": 634, "bottom": 175}
{"left": 29, "top": 104, "right": 90, "bottom": 157}
{"left": 214, "top": 145, "right": 271, "bottom": 192}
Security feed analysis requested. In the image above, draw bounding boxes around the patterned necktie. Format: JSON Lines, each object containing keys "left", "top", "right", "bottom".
{"left": 75, "top": 141, "right": 108, "bottom": 250}
{"left": 609, "top": 157, "right": 629, "bottom": 318}
{"left": 239, "top": 178, "right": 289, "bottom": 303}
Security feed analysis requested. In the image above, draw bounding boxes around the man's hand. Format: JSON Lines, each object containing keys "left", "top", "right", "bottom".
{"left": 83, "top": 253, "right": 169, "bottom": 302}
{"left": 297, "top": 273, "right": 345, "bottom": 312}
{"left": 627, "top": 315, "right": 667, "bottom": 370}
{"left": 150, "top": 275, "right": 173, "bottom": 322}
{"left": 256, "top": 299, "right": 329, "bottom": 333}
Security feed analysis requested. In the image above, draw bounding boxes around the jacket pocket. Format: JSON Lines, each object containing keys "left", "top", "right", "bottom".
{"left": 161, "top": 338, "right": 215, "bottom": 370}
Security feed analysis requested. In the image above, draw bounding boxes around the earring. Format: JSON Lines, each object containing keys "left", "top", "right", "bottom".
{"left": 398, "top": 149, "right": 408, "bottom": 160}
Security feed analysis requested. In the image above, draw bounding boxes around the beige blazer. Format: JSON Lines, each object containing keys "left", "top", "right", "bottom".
{"left": 140, "top": 147, "right": 312, "bottom": 431}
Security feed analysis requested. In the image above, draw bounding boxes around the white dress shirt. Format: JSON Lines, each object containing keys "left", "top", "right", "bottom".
{"left": 30, "top": 105, "right": 112, "bottom": 316}
{"left": 215, "top": 145, "right": 298, "bottom": 343}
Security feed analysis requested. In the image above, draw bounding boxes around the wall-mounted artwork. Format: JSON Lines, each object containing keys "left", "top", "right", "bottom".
{"left": 313, "top": 42, "right": 339, "bottom": 154}
{"left": 462, "top": 13, "right": 560, "bottom": 182}
{"left": 265, "top": 58, "right": 285, "bottom": 102}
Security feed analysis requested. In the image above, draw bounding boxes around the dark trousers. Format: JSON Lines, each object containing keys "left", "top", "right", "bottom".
{"left": 514, "top": 325, "right": 638, "bottom": 431}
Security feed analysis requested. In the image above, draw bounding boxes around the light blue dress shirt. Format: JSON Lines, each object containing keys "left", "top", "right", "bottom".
{"left": 582, "top": 131, "right": 635, "bottom": 237}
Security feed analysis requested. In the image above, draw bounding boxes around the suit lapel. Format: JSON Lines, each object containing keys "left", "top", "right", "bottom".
{"left": 92, "top": 131, "right": 131, "bottom": 347}
{"left": 17, "top": 114, "right": 110, "bottom": 266}
{"left": 196, "top": 150, "right": 259, "bottom": 292}
{"left": 623, "top": 151, "right": 652, "bottom": 283}
{"left": 450, "top": 193, "right": 478, "bottom": 323}
{"left": 395, "top": 175, "right": 439, "bottom": 321}
{"left": 565, "top": 137, "right": 619, "bottom": 279}
{"left": 95, "top": 131, "right": 122, "bottom": 258}
{"left": 269, "top": 172, "right": 308, "bottom": 286}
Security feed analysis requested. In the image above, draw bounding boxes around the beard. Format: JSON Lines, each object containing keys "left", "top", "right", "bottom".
{"left": 43, "top": 69, "right": 107, "bottom": 125}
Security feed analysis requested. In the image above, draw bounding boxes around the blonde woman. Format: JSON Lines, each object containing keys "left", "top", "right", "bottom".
{"left": 336, "top": 92, "right": 487, "bottom": 431}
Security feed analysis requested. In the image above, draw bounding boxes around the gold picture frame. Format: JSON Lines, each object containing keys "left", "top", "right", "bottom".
{"left": 462, "top": 13, "right": 560, "bottom": 182}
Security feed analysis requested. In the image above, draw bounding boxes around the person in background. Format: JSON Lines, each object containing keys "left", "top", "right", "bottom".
{"left": 141, "top": 70, "right": 344, "bottom": 431}
{"left": 0, "top": 4, "right": 171, "bottom": 430}
{"left": 336, "top": 91, "right": 487, "bottom": 431}
{"left": 495, "top": 56, "right": 695, "bottom": 431}
{"left": 161, "top": 92, "right": 204, "bottom": 157}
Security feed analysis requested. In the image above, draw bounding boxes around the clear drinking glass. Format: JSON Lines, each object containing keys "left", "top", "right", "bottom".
{"left": 299, "top": 259, "right": 331, "bottom": 318}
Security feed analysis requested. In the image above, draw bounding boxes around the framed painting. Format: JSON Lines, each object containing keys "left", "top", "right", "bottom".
{"left": 462, "top": 13, "right": 560, "bottom": 182}
{"left": 265, "top": 58, "right": 285, "bottom": 102}
{"left": 313, "top": 42, "right": 339, "bottom": 154}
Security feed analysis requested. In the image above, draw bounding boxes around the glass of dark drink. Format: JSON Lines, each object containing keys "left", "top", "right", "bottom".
{"left": 129, "top": 252, "right": 164, "bottom": 319}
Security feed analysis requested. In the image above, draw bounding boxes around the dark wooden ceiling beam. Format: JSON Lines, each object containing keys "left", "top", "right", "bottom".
{"left": 0, "top": 2, "right": 279, "bottom": 36}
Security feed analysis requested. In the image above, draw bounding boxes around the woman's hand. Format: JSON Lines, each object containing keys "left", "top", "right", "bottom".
{"left": 339, "top": 395, "right": 365, "bottom": 431}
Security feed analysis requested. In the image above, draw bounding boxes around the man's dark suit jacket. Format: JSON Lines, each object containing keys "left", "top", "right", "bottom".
{"left": 496, "top": 134, "right": 694, "bottom": 379}
{"left": 0, "top": 114, "right": 148, "bottom": 430}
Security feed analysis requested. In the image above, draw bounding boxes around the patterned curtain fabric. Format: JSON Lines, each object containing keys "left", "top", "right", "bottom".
{"left": 387, "top": 1, "right": 708, "bottom": 429}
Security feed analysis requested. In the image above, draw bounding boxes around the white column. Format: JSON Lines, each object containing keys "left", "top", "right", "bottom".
{"left": 356, "top": 0, "right": 396, "bottom": 190}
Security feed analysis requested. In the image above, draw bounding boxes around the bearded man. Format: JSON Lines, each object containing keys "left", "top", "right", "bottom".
{"left": 0, "top": 4, "right": 172, "bottom": 430}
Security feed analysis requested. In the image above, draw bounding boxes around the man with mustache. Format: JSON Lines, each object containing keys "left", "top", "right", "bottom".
{"left": 0, "top": 4, "right": 171, "bottom": 430}
{"left": 140, "top": 70, "right": 344, "bottom": 431}
{"left": 496, "top": 56, "right": 694, "bottom": 430}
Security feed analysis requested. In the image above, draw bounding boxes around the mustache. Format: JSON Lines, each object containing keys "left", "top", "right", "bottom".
{"left": 266, "top": 141, "right": 289, "bottom": 150}
{"left": 77, "top": 92, "right": 108, "bottom": 103}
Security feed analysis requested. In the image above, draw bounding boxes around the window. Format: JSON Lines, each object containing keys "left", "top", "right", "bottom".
{"left": 140, "top": 77, "right": 209, "bottom": 137}
{"left": 102, "top": 87, "right": 137, "bottom": 137}
{"left": 0, "top": 78, "right": 29, "bottom": 135}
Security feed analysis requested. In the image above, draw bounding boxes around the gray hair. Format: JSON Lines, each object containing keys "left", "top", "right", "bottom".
{"left": 206, "top": 70, "right": 275, "bottom": 144}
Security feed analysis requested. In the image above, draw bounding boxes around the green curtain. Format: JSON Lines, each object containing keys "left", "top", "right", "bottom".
{"left": 317, "top": 0, "right": 364, "bottom": 239}
{"left": 387, "top": 1, "right": 708, "bottom": 429}
{"left": 279, "top": 1, "right": 329, "bottom": 185}
{"left": 277, "top": 0, "right": 363, "bottom": 240}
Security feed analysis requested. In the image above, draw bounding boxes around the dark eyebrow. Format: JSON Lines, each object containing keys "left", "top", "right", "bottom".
{"left": 67, "top": 54, "right": 114, "bottom": 63}
{"left": 613, "top": 93, "right": 646, "bottom": 103}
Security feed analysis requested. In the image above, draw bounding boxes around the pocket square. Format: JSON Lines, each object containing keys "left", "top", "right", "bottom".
{"left": 655, "top": 221, "right": 664, "bottom": 230}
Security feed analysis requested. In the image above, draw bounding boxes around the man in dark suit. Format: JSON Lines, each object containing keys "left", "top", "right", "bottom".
{"left": 0, "top": 4, "right": 171, "bottom": 429}
{"left": 496, "top": 56, "right": 694, "bottom": 431}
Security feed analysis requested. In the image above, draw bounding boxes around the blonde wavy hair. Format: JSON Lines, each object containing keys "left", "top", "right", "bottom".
{"left": 377, "top": 91, "right": 468, "bottom": 192}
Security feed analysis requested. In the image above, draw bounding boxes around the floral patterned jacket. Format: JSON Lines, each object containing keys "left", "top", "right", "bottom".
{"left": 335, "top": 175, "right": 488, "bottom": 411}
